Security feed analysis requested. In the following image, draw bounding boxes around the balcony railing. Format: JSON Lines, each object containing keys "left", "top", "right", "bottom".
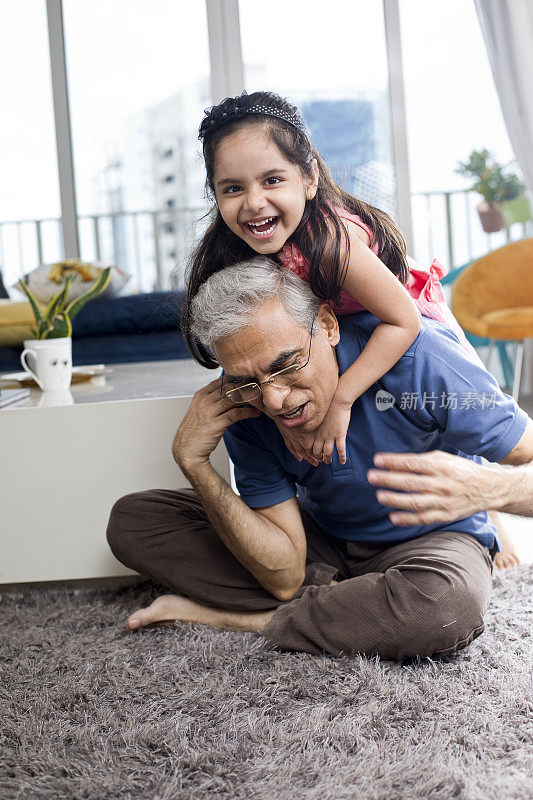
{"left": 0, "top": 206, "right": 209, "bottom": 294}
{"left": 1, "top": 191, "right": 531, "bottom": 294}
{"left": 411, "top": 189, "right": 532, "bottom": 270}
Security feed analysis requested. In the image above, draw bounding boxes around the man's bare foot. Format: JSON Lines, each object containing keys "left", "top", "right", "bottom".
{"left": 494, "top": 549, "right": 521, "bottom": 570}
{"left": 126, "top": 593, "right": 276, "bottom": 634}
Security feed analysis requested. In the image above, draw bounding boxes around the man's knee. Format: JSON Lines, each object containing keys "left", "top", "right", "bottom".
{"left": 262, "top": 565, "right": 491, "bottom": 660}
{"left": 106, "top": 491, "right": 146, "bottom": 563}
{"left": 106, "top": 488, "right": 200, "bottom": 568}
{"left": 398, "top": 579, "right": 490, "bottom": 659}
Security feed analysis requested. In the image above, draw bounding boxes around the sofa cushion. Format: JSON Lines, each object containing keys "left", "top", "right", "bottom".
{"left": 13, "top": 261, "right": 130, "bottom": 303}
{"left": 0, "top": 290, "right": 189, "bottom": 371}
{"left": 480, "top": 306, "right": 533, "bottom": 340}
{"left": 0, "top": 329, "right": 191, "bottom": 372}
{"left": 70, "top": 330, "right": 191, "bottom": 364}
{"left": 0, "top": 300, "right": 42, "bottom": 346}
{"left": 72, "top": 291, "right": 185, "bottom": 337}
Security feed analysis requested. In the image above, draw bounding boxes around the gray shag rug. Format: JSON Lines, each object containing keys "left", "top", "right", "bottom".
{"left": 1, "top": 565, "right": 532, "bottom": 800}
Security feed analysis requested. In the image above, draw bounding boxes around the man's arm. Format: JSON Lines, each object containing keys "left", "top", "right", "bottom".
{"left": 172, "top": 378, "right": 307, "bottom": 600}
{"left": 367, "top": 418, "right": 533, "bottom": 525}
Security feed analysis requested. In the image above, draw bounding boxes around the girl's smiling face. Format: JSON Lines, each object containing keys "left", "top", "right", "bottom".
{"left": 213, "top": 127, "right": 318, "bottom": 254}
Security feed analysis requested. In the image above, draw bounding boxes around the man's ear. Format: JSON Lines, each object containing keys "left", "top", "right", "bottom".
{"left": 305, "top": 158, "right": 319, "bottom": 200}
{"left": 317, "top": 303, "right": 340, "bottom": 346}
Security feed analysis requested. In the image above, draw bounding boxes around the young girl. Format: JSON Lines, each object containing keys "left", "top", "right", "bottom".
{"left": 187, "top": 90, "right": 423, "bottom": 466}
{"left": 184, "top": 90, "right": 518, "bottom": 568}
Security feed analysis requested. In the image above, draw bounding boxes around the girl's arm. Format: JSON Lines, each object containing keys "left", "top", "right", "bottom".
{"left": 334, "top": 219, "right": 420, "bottom": 401}
{"left": 307, "top": 219, "right": 420, "bottom": 464}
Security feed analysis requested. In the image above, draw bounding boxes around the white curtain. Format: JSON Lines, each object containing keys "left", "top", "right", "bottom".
{"left": 474, "top": 0, "right": 533, "bottom": 192}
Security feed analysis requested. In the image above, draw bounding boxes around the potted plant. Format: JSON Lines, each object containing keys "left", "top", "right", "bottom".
{"left": 18, "top": 265, "right": 111, "bottom": 339}
{"left": 456, "top": 149, "right": 529, "bottom": 233}
{"left": 17, "top": 266, "right": 111, "bottom": 391}
{"left": 500, "top": 191, "right": 532, "bottom": 228}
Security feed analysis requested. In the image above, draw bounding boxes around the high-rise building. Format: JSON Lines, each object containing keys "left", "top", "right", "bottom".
{"left": 300, "top": 93, "right": 396, "bottom": 217}
{"left": 94, "top": 78, "right": 210, "bottom": 290}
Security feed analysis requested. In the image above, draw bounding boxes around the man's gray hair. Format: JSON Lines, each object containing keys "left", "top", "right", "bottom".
{"left": 190, "top": 256, "right": 321, "bottom": 350}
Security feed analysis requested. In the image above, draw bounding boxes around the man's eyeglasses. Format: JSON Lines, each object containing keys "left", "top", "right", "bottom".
{"left": 223, "top": 322, "right": 315, "bottom": 404}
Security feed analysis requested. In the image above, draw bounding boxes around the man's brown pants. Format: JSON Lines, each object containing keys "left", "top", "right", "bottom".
{"left": 106, "top": 488, "right": 496, "bottom": 661}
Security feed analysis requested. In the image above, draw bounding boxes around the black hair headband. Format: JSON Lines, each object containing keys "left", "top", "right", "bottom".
{"left": 198, "top": 92, "right": 308, "bottom": 141}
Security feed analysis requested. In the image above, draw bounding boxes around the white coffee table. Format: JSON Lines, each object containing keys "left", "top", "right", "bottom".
{"left": 0, "top": 360, "right": 230, "bottom": 584}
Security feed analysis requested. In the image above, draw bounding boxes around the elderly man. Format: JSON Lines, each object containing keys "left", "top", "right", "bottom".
{"left": 107, "top": 257, "right": 533, "bottom": 661}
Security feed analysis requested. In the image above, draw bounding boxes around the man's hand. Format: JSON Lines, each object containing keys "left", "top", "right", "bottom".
{"left": 172, "top": 377, "right": 260, "bottom": 474}
{"left": 170, "top": 377, "right": 303, "bottom": 600}
{"left": 367, "top": 450, "right": 507, "bottom": 526}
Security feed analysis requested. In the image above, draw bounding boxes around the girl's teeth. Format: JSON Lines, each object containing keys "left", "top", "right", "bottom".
{"left": 247, "top": 217, "right": 277, "bottom": 236}
{"left": 249, "top": 216, "right": 274, "bottom": 227}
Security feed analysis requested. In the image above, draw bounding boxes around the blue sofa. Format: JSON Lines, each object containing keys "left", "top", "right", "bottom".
{"left": 0, "top": 290, "right": 192, "bottom": 372}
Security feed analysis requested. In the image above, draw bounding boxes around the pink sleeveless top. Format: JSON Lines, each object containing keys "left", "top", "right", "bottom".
{"left": 278, "top": 207, "right": 476, "bottom": 356}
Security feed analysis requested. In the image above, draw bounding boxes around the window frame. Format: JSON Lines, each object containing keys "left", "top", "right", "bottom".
{"left": 45, "top": 0, "right": 412, "bottom": 261}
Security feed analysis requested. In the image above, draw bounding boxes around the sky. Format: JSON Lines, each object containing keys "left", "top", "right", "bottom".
{"left": 0, "top": 1, "right": 515, "bottom": 243}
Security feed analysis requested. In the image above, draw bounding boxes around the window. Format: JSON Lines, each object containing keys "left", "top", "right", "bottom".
{"left": 0, "top": 0, "right": 61, "bottom": 288}
{"left": 239, "top": 0, "right": 396, "bottom": 219}
{"left": 62, "top": 0, "right": 210, "bottom": 289}
{"left": 399, "top": 0, "right": 517, "bottom": 267}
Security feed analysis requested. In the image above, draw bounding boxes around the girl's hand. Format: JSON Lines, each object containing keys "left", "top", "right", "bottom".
{"left": 308, "top": 401, "right": 352, "bottom": 465}
{"left": 273, "top": 419, "right": 320, "bottom": 466}
{"left": 280, "top": 432, "right": 320, "bottom": 466}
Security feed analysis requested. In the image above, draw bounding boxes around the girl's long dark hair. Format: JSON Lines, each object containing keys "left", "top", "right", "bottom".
{"left": 185, "top": 91, "right": 409, "bottom": 367}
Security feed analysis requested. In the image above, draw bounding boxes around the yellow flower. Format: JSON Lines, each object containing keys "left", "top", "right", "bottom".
{"left": 48, "top": 261, "right": 101, "bottom": 283}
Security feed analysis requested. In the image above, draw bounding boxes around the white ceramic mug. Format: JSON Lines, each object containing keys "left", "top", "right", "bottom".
{"left": 20, "top": 337, "right": 73, "bottom": 392}
{"left": 38, "top": 389, "right": 75, "bottom": 408}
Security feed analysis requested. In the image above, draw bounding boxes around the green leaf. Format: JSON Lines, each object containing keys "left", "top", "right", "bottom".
{"left": 37, "top": 318, "right": 52, "bottom": 338}
{"left": 18, "top": 279, "right": 45, "bottom": 330}
{"left": 56, "top": 276, "right": 74, "bottom": 314}
{"left": 65, "top": 267, "right": 111, "bottom": 320}
{"left": 42, "top": 313, "right": 72, "bottom": 339}
{"left": 456, "top": 149, "right": 525, "bottom": 204}
{"left": 44, "top": 277, "right": 72, "bottom": 322}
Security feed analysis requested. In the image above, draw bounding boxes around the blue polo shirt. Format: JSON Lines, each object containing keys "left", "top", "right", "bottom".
{"left": 223, "top": 313, "right": 528, "bottom": 552}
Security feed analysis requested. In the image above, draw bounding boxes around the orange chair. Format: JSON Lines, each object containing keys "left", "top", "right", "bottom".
{"left": 451, "top": 237, "right": 533, "bottom": 400}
